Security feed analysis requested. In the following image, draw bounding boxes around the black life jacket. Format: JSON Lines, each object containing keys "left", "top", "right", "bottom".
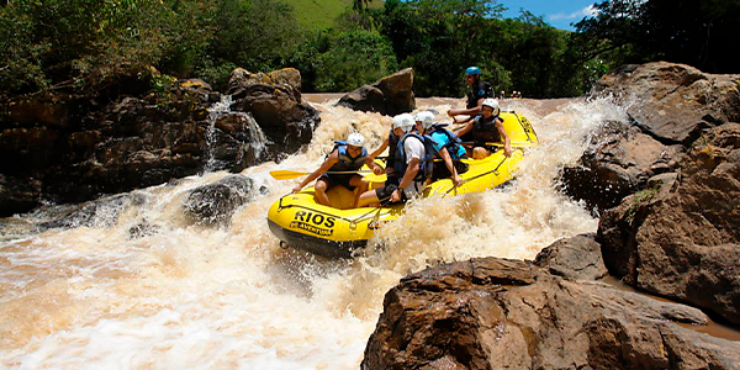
{"left": 327, "top": 141, "right": 367, "bottom": 172}
{"left": 472, "top": 115, "right": 504, "bottom": 143}
{"left": 466, "top": 80, "right": 494, "bottom": 109}
{"left": 429, "top": 124, "right": 464, "bottom": 160}
{"left": 386, "top": 130, "right": 399, "bottom": 171}
{"left": 393, "top": 133, "right": 438, "bottom": 182}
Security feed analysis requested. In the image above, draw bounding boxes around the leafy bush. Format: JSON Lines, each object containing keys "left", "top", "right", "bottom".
{"left": 312, "top": 30, "right": 399, "bottom": 92}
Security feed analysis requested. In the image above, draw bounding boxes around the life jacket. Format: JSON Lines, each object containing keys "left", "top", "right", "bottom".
{"left": 386, "top": 130, "right": 399, "bottom": 171}
{"left": 393, "top": 133, "right": 438, "bottom": 182}
{"left": 466, "top": 80, "right": 494, "bottom": 109}
{"left": 327, "top": 141, "right": 367, "bottom": 172}
{"left": 429, "top": 124, "right": 464, "bottom": 160}
{"left": 472, "top": 114, "right": 504, "bottom": 143}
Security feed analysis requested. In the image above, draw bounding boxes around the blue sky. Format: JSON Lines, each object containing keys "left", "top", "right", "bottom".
{"left": 498, "top": 0, "right": 598, "bottom": 31}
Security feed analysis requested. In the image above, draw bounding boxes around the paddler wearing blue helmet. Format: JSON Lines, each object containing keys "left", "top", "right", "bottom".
{"left": 447, "top": 66, "right": 494, "bottom": 121}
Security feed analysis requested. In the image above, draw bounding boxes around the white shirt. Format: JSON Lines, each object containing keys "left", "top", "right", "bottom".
{"left": 402, "top": 136, "right": 426, "bottom": 196}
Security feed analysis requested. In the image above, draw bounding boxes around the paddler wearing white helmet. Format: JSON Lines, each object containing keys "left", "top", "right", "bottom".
{"left": 453, "top": 98, "right": 512, "bottom": 159}
{"left": 292, "top": 132, "right": 381, "bottom": 208}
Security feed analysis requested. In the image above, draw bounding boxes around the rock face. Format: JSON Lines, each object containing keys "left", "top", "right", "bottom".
{"left": 534, "top": 233, "right": 608, "bottom": 281}
{"left": 183, "top": 175, "right": 257, "bottom": 226}
{"left": 0, "top": 68, "right": 315, "bottom": 217}
{"left": 561, "top": 62, "right": 740, "bottom": 212}
{"left": 363, "top": 254, "right": 740, "bottom": 370}
{"left": 599, "top": 123, "right": 740, "bottom": 325}
{"left": 227, "top": 68, "right": 319, "bottom": 154}
{"left": 337, "top": 68, "right": 416, "bottom": 116}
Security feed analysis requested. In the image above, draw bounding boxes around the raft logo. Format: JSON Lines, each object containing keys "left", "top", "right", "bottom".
{"left": 290, "top": 211, "right": 336, "bottom": 236}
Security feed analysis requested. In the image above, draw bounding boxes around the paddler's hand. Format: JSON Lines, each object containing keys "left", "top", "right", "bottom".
{"left": 291, "top": 185, "right": 302, "bottom": 194}
{"left": 373, "top": 165, "right": 384, "bottom": 176}
{"left": 390, "top": 189, "right": 402, "bottom": 203}
{"left": 504, "top": 145, "right": 512, "bottom": 157}
{"left": 453, "top": 175, "right": 464, "bottom": 187}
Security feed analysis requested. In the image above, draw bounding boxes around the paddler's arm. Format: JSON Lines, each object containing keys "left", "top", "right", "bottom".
{"left": 453, "top": 117, "right": 474, "bottom": 137}
{"left": 368, "top": 137, "right": 390, "bottom": 175}
{"left": 495, "top": 118, "right": 511, "bottom": 157}
{"left": 439, "top": 147, "right": 463, "bottom": 187}
{"left": 292, "top": 151, "right": 338, "bottom": 194}
{"left": 391, "top": 158, "right": 419, "bottom": 202}
{"left": 447, "top": 97, "right": 485, "bottom": 118}
{"left": 368, "top": 137, "right": 389, "bottom": 159}
{"left": 364, "top": 156, "right": 383, "bottom": 176}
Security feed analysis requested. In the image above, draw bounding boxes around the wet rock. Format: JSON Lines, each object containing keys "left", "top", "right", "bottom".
{"left": 39, "top": 193, "right": 147, "bottom": 230}
{"left": 363, "top": 257, "right": 740, "bottom": 370}
{"left": 598, "top": 123, "right": 740, "bottom": 324}
{"left": 128, "top": 219, "right": 161, "bottom": 239}
{"left": 593, "top": 62, "right": 740, "bottom": 144}
{"left": 228, "top": 68, "right": 302, "bottom": 95}
{"left": 0, "top": 174, "right": 42, "bottom": 217}
{"left": 561, "top": 62, "right": 739, "bottom": 213}
{"left": 534, "top": 233, "right": 608, "bottom": 281}
{"left": 337, "top": 68, "right": 416, "bottom": 116}
{"left": 184, "top": 175, "right": 255, "bottom": 225}
{"left": 560, "top": 121, "right": 682, "bottom": 212}
{"left": 227, "top": 68, "right": 319, "bottom": 155}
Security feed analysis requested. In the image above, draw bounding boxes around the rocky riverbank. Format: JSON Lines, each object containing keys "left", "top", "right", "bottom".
{"left": 362, "top": 62, "right": 740, "bottom": 369}
{"left": 0, "top": 68, "right": 320, "bottom": 217}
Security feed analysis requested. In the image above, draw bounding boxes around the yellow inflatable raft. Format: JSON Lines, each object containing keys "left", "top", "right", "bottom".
{"left": 267, "top": 112, "right": 538, "bottom": 258}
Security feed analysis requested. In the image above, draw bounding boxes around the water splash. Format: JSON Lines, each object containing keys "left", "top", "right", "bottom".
{"left": 0, "top": 96, "right": 625, "bottom": 369}
{"left": 204, "top": 96, "right": 269, "bottom": 172}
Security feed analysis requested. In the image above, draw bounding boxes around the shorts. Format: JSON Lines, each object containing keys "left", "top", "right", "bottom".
{"left": 374, "top": 176, "right": 407, "bottom": 204}
{"left": 318, "top": 173, "right": 357, "bottom": 190}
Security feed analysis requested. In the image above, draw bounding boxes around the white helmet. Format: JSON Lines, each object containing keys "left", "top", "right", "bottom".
{"left": 391, "top": 113, "right": 415, "bottom": 133}
{"left": 482, "top": 98, "right": 501, "bottom": 115}
{"left": 415, "top": 111, "right": 436, "bottom": 130}
{"left": 346, "top": 132, "right": 365, "bottom": 147}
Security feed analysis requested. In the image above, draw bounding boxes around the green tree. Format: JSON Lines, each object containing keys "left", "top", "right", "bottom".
{"left": 312, "top": 30, "right": 398, "bottom": 92}
{"left": 572, "top": 0, "right": 740, "bottom": 73}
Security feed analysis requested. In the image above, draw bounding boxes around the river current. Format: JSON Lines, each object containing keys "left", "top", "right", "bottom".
{"left": 0, "top": 96, "right": 628, "bottom": 369}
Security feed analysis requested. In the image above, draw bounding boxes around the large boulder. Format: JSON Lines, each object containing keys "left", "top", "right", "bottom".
{"left": 593, "top": 62, "right": 740, "bottom": 144}
{"left": 0, "top": 76, "right": 260, "bottom": 216}
{"left": 362, "top": 256, "right": 740, "bottom": 370}
{"left": 560, "top": 121, "right": 682, "bottom": 211}
{"left": 534, "top": 233, "right": 608, "bottom": 281}
{"left": 227, "top": 68, "right": 319, "bottom": 154}
{"left": 561, "top": 62, "right": 740, "bottom": 213}
{"left": 183, "top": 175, "right": 257, "bottom": 226}
{"left": 598, "top": 122, "right": 740, "bottom": 325}
{"left": 337, "top": 68, "right": 416, "bottom": 116}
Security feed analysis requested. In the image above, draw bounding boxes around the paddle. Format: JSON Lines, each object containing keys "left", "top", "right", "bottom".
{"left": 270, "top": 169, "right": 373, "bottom": 180}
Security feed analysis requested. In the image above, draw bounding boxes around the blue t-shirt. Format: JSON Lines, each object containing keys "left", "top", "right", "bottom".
{"left": 430, "top": 131, "right": 466, "bottom": 159}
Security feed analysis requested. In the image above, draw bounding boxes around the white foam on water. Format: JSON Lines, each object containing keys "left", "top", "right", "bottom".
{"left": 0, "top": 96, "right": 626, "bottom": 369}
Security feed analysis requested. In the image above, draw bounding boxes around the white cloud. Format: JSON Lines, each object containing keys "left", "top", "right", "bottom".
{"left": 548, "top": 4, "right": 598, "bottom": 22}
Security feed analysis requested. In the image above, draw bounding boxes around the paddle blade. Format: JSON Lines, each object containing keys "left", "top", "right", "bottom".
{"left": 269, "top": 170, "right": 309, "bottom": 180}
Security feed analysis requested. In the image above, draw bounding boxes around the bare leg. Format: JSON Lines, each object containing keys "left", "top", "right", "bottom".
{"left": 357, "top": 189, "right": 381, "bottom": 207}
{"left": 348, "top": 175, "right": 368, "bottom": 208}
{"left": 314, "top": 178, "right": 331, "bottom": 207}
{"left": 473, "top": 147, "right": 492, "bottom": 159}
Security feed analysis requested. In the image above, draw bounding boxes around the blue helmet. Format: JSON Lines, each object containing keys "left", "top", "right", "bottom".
{"left": 465, "top": 66, "right": 481, "bottom": 76}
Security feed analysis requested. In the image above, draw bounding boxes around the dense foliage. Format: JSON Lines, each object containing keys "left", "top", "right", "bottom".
{"left": 572, "top": 0, "right": 740, "bottom": 74}
{"left": 1, "top": 0, "right": 737, "bottom": 98}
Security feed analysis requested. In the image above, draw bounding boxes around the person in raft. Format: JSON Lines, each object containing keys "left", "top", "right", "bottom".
{"left": 454, "top": 98, "right": 512, "bottom": 159}
{"left": 414, "top": 111, "right": 465, "bottom": 186}
{"left": 291, "top": 133, "right": 382, "bottom": 208}
{"left": 358, "top": 113, "right": 438, "bottom": 206}
{"left": 446, "top": 66, "right": 494, "bottom": 121}
{"left": 366, "top": 116, "right": 404, "bottom": 182}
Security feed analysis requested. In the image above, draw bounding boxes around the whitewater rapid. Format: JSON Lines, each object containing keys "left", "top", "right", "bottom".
{"left": 0, "top": 96, "right": 628, "bottom": 369}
